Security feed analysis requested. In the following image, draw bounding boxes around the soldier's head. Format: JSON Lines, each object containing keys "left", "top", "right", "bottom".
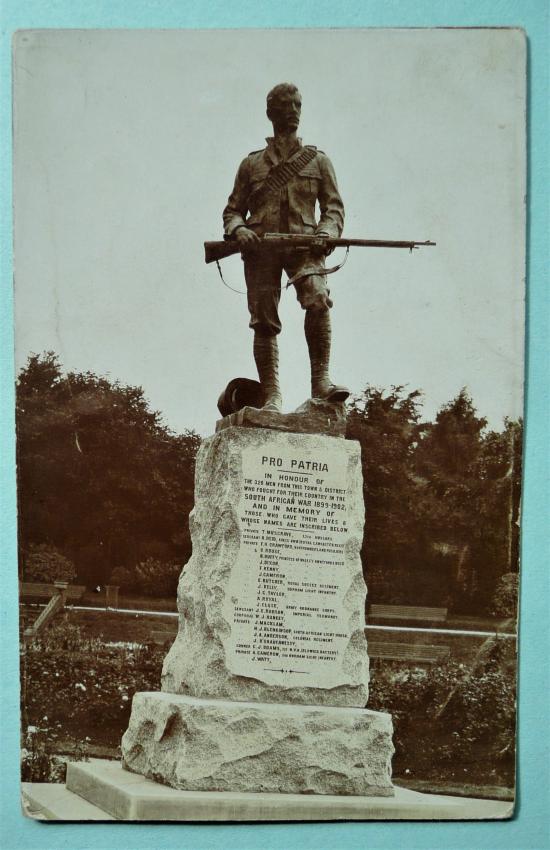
{"left": 266, "top": 83, "right": 302, "bottom": 133}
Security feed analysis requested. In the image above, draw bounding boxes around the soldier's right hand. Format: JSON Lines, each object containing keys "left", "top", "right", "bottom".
{"left": 235, "top": 227, "right": 261, "bottom": 248}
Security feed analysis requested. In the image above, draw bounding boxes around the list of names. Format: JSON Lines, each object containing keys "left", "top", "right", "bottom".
{"left": 223, "top": 443, "right": 355, "bottom": 689}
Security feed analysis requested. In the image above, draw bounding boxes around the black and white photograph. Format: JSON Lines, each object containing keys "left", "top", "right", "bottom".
{"left": 14, "top": 28, "right": 525, "bottom": 821}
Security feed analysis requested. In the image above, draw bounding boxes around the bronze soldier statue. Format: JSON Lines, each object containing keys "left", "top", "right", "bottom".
{"left": 222, "top": 83, "right": 350, "bottom": 412}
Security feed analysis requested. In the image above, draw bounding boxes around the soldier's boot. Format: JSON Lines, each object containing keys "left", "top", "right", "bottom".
{"left": 305, "top": 308, "right": 350, "bottom": 403}
{"left": 253, "top": 332, "right": 283, "bottom": 412}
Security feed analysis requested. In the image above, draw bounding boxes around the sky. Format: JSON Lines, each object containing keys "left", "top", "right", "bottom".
{"left": 12, "top": 28, "right": 526, "bottom": 436}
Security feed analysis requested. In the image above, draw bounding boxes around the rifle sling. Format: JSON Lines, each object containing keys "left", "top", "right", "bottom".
{"left": 215, "top": 245, "right": 350, "bottom": 295}
{"left": 285, "top": 245, "right": 350, "bottom": 288}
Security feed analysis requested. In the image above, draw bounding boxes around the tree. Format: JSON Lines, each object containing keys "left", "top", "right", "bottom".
{"left": 108, "top": 566, "right": 135, "bottom": 592}
{"left": 16, "top": 352, "right": 201, "bottom": 587}
{"left": 474, "top": 419, "right": 522, "bottom": 609}
{"left": 134, "top": 558, "right": 181, "bottom": 598}
{"left": 346, "top": 386, "right": 521, "bottom": 614}
{"left": 346, "top": 385, "right": 425, "bottom": 603}
{"left": 411, "top": 390, "right": 487, "bottom": 609}
{"left": 411, "top": 390, "right": 521, "bottom": 613}
{"left": 23, "top": 543, "right": 76, "bottom": 584}
{"left": 491, "top": 572, "right": 519, "bottom": 619}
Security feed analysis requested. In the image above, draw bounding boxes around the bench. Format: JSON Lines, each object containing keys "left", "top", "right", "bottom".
{"left": 20, "top": 582, "right": 86, "bottom": 602}
{"left": 20, "top": 582, "right": 87, "bottom": 639}
{"left": 368, "top": 604, "right": 448, "bottom": 622}
{"left": 368, "top": 641, "right": 450, "bottom": 663}
{"left": 151, "top": 629, "right": 178, "bottom": 646}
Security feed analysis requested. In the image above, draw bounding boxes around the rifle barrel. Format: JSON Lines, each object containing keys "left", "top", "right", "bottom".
{"left": 329, "top": 239, "right": 436, "bottom": 249}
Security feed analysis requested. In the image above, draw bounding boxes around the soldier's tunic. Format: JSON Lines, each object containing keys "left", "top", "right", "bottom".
{"left": 223, "top": 137, "right": 345, "bottom": 336}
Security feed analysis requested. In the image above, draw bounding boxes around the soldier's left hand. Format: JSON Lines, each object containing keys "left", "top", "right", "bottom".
{"left": 312, "top": 232, "right": 333, "bottom": 256}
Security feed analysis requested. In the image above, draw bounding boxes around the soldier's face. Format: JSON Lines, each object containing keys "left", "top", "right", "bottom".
{"left": 268, "top": 91, "right": 302, "bottom": 132}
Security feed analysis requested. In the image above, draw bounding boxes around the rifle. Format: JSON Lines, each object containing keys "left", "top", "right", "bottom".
{"left": 204, "top": 232, "right": 436, "bottom": 265}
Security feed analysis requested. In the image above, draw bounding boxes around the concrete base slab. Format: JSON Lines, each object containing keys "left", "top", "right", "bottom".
{"left": 54, "top": 759, "right": 515, "bottom": 821}
{"left": 21, "top": 781, "right": 115, "bottom": 820}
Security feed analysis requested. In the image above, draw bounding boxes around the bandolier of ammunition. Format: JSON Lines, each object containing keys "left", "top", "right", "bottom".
{"left": 251, "top": 146, "right": 318, "bottom": 202}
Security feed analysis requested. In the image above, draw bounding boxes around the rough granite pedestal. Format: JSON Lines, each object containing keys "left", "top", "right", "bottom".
{"left": 69, "top": 403, "right": 397, "bottom": 818}
{"left": 120, "top": 405, "right": 394, "bottom": 801}
{"left": 120, "top": 404, "right": 395, "bottom": 800}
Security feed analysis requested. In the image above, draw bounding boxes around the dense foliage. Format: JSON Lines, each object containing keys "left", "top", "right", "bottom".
{"left": 21, "top": 618, "right": 165, "bottom": 741}
{"left": 368, "top": 637, "right": 516, "bottom": 784}
{"left": 23, "top": 543, "right": 76, "bottom": 583}
{"left": 17, "top": 353, "right": 200, "bottom": 588}
{"left": 134, "top": 557, "right": 181, "bottom": 598}
{"left": 347, "top": 387, "right": 521, "bottom": 614}
{"left": 21, "top": 726, "right": 88, "bottom": 783}
{"left": 491, "top": 573, "right": 520, "bottom": 618}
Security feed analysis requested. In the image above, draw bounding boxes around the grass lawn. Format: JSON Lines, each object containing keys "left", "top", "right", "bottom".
{"left": 78, "top": 590, "right": 177, "bottom": 612}
{"left": 63, "top": 607, "right": 177, "bottom": 645}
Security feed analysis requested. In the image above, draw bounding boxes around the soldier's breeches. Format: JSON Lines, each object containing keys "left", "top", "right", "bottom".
{"left": 244, "top": 251, "right": 331, "bottom": 336}
{"left": 244, "top": 253, "right": 283, "bottom": 336}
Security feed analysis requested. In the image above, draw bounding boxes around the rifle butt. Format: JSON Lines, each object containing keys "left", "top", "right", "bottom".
{"left": 204, "top": 241, "right": 240, "bottom": 264}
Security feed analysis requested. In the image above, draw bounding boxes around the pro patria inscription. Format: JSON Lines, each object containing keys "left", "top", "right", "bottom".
{"left": 223, "top": 441, "right": 358, "bottom": 689}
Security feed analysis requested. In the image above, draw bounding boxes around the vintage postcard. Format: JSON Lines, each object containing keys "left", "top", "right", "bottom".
{"left": 13, "top": 28, "right": 525, "bottom": 821}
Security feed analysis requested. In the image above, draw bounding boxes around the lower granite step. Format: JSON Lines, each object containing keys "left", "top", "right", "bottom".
{"left": 30, "top": 759, "right": 515, "bottom": 821}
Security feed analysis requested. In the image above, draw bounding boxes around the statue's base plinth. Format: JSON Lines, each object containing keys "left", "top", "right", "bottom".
{"left": 121, "top": 692, "right": 394, "bottom": 797}
{"left": 215, "top": 398, "right": 347, "bottom": 437}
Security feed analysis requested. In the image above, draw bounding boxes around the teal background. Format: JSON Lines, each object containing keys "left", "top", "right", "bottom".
{"left": 1, "top": 2, "right": 548, "bottom": 848}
